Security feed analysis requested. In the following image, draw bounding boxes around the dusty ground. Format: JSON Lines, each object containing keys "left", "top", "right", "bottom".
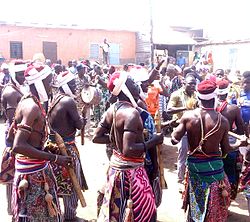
{"left": 0, "top": 124, "right": 249, "bottom": 221}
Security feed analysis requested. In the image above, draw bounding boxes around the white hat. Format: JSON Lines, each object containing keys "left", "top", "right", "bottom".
{"left": 56, "top": 71, "right": 76, "bottom": 98}
{"left": 1, "top": 63, "right": 9, "bottom": 70}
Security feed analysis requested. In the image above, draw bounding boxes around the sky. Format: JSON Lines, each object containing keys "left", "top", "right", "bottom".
{"left": 1, "top": 0, "right": 250, "bottom": 40}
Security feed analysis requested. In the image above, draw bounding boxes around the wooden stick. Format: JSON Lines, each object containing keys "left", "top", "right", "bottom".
{"left": 161, "top": 118, "right": 178, "bottom": 129}
{"left": 228, "top": 131, "right": 250, "bottom": 144}
{"left": 81, "top": 108, "right": 86, "bottom": 145}
{"left": 54, "top": 132, "right": 87, "bottom": 207}
{"left": 154, "top": 110, "right": 167, "bottom": 189}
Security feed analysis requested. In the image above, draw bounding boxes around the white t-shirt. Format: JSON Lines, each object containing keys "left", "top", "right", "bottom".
{"left": 101, "top": 43, "right": 109, "bottom": 53}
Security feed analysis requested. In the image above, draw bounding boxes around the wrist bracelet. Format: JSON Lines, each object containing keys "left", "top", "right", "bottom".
{"left": 154, "top": 68, "right": 159, "bottom": 72}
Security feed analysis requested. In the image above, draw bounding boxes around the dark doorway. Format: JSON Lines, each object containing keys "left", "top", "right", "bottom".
{"left": 43, "top": 41, "right": 57, "bottom": 63}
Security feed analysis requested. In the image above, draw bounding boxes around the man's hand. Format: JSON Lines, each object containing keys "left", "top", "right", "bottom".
{"left": 151, "top": 132, "right": 164, "bottom": 146}
{"left": 239, "top": 135, "right": 249, "bottom": 147}
{"left": 56, "top": 155, "right": 73, "bottom": 167}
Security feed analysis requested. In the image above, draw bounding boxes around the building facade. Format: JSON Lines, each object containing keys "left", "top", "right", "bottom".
{"left": 0, "top": 23, "right": 136, "bottom": 65}
{"left": 195, "top": 39, "right": 250, "bottom": 73}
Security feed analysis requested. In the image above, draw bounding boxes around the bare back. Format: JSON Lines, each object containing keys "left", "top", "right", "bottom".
{"left": 173, "top": 108, "right": 231, "bottom": 156}
{"left": 219, "top": 103, "right": 244, "bottom": 134}
{"left": 1, "top": 84, "right": 23, "bottom": 123}
{"left": 14, "top": 97, "right": 46, "bottom": 148}
{"left": 102, "top": 102, "right": 144, "bottom": 157}
{"left": 48, "top": 95, "right": 83, "bottom": 137}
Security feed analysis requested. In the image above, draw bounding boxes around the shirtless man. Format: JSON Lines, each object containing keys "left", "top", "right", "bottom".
{"left": 47, "top": 70, "right": 87, "bottom": 222}
{"left": 92, "top": 71, "right": 163, "bottom": 221}
{"left": 217, "top": 79, "right": 245, "bottom": 200}
{"left": 171, "top": 80, "right": 245, "bottom": 221}
{"left": 0, "top": 61, "right": 26, "bottom": 217}
{"left": 10, "top": 59, "right": 72, "bottom": 222}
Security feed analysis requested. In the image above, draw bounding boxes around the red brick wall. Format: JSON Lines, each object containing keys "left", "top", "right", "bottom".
{"left": 0, "top": 25, "right": 136, "bottom": 65}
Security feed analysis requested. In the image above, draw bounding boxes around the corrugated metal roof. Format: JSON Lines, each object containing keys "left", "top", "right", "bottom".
{"left": 196, "top": 38, "right": 250, "bottom": 46}
{"left": 153, "top": 28, "right": 197, "bottom": 45}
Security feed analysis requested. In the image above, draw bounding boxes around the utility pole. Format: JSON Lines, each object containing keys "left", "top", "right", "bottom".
{"left": 149, "top": 0, "right": 154, "bottom": 68}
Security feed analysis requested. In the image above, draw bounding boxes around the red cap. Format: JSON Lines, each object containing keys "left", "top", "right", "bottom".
{"left": 197, "top": 80, "right": 217, "bottom": 94}
{"left": 217, "top": 79, "right": 229, "bottom": 89}
{"left": 107, "top": 72, "right": 121, "bottom": 92}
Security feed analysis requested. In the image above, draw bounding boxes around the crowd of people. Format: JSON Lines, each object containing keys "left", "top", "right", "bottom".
{"left": 0, "top": 51, "right": 249, "bottom": 222}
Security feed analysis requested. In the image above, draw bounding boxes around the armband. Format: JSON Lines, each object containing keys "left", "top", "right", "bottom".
{"left": 16, "top": 123, "right": 33, "bottom": 134}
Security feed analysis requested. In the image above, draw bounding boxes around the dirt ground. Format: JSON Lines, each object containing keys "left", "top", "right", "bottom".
{"left": 0, "top": 126, "right": 249, "bottom": 221}
{"left": 159, "top": 137, "right": 250, "bottom": 222}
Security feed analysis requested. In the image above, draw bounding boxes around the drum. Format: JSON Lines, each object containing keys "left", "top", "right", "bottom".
{"left": 81, "top": 86, "right": 101, "bottom": 105}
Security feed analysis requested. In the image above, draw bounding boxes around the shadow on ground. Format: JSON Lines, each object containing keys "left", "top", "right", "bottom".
{"left": 161, "top": 136, "right": 178, "bottom": 172}
{"left": 227, "top": 211, "right": 249, "bottom": 222}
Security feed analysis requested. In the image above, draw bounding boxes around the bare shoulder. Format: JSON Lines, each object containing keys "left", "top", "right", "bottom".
{"left": 101, "top": 103, "right": 115, "bottom": 126}
{"left": 2, "top": 85, "right": 16, "bottom": 97}
{"left": 122, "top": 106, "right": 140, "bottom": 119}
{"left": 182, "top": 109, "right": 198, "bottom": 120}
{"left": 22, "top": 98, "right": 40, "bottom": 114}
{"left": 16, "top": 98, "right": 41, "bottom": 123}
{"left": 220, "top": 114, "right": 230, "bottom": 129}
{"left": 61, "top": 95, "right": 76, "bottom": 105}
{"left": 228, "top": 103, "right": 240, "bottom": 112}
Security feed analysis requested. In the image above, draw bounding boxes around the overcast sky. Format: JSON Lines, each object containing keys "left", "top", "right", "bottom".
{"left": 1, "top": 0, "right": 249, "bottom": 40}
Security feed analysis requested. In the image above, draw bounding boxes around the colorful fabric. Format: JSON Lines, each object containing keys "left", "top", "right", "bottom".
{"left": 238, "top": 91, "right": 250, "bottom": 123}
{"left": 185, "top": 156, "right": 230, "bottom": 222}
{"left": 15, "top": 156, "right": 48, "bottom": 174}
{"left": 139, "top": 108, "right": 156, "bottom": 178}
{"left": 223, "top": 150, "right": 242, "bottom": 200}
{"left": 12, "top": 164, "right": 61, "bottom": 222}
{"left": 168, "top": 76, "right": 182, "bottom": 94}
{"left": 187, "top": 156, "right": 224, "bottom": 184}
{"left": 75, "top": 75, "right": 91, "bottom": 114}
{"left": 98, "top": 151, "right": 156, "bottom": 222}
{"left": 239, "top": 161, "right": 250, "bottom": 198}
{"left": 93, "top": 76, "right": 110, "bottom": 125}
{"left": 47, "top": 134, "right": 88, "bottom": 196}
{"left": 145, "top": 85, "right": 162, "bottom": 116}
{"left": 0, "top": 147, "right": 15, "bottom": 184}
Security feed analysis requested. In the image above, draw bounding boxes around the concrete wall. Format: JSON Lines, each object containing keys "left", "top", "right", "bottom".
{"left": 0, "top": 24, "right": 136, "bottom": 65}
{"left": 195, "top": 41, "right": 250, "bottom": 73}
